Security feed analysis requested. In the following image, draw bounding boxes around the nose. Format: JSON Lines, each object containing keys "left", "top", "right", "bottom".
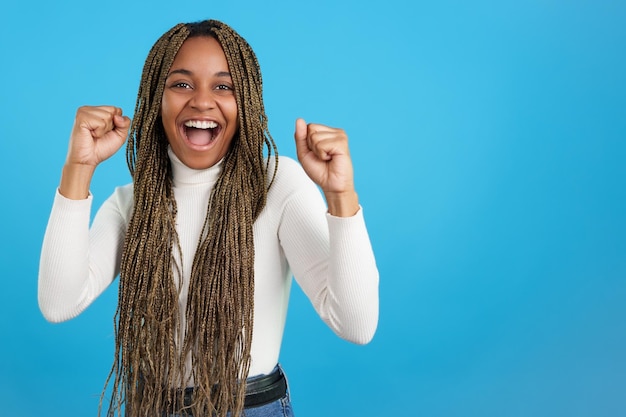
{"left": 190, "top": 87, "right": 216, "bottom": 111}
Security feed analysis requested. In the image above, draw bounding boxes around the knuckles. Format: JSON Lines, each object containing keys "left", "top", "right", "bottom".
{"left": 306, "top": 124, "right": 348, "bottom": 143}
{"left": 74, "top": 106, "right": 127, "bottom": 134}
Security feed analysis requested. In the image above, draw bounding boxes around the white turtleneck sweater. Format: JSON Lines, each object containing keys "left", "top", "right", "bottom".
{"left": 38, "top": 150, "right": 379, "bottom": 377}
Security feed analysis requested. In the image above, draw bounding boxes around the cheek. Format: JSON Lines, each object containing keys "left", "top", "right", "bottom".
{"left": 160, "top": 99, "right": 170, "bottom": 121}
{"left": 160, "top": 92, "right": 179, "bottom": 121}
{"left": 159, "top": 101, "right": 177, "bottom": 142}
{"left": 226, "top": 100, "right": 239, "bottom": 127}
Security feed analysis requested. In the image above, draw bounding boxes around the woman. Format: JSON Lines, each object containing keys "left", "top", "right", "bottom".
{"left": 38, "top": 19, "right": 378, "bottom": 417}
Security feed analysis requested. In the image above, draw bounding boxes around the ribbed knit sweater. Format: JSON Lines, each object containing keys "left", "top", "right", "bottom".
{"left": 38, "top": 150, "right": 379, "bottom": 377}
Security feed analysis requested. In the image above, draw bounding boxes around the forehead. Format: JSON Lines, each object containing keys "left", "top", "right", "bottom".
{"left": 170, "top": 36, "right": 229, "bottom": 71}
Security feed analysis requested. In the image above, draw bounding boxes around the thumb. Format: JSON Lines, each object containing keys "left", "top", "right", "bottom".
{"left": 113, "top": 114, "right": 132, "bottom": 138}
{"left": 294, "top": 118, "right": 308, "bottom": 157}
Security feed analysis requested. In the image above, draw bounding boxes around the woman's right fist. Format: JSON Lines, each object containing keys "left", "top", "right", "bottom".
{"left": 67, "top": 106, "right": 131, "bottom": 167}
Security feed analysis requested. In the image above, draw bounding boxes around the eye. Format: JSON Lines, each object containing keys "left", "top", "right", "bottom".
{"left": 216, "top": 84, "right": 233, "bottom": 91}
{"left": 171, "top": 81, "right": 192, "bottom": 89}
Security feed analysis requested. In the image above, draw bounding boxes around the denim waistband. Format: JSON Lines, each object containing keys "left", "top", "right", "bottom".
{"left": 165, "top": 365, "right": 288, "bottom": 414}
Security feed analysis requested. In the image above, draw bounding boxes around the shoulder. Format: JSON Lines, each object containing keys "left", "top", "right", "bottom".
{"left": 100, "top": 183, "right": 134, "bottom": 217}
{"left": 264, "top": 155, "right": 324, "bottom": 211}
{"left": 265, "top": 155, "right": 319, "bottom": 197}
{"left": 111, "top": 183, "right": 134, "bottom": 205}
{"left": 269, "top": 155, "right": 312, "bottom": 187}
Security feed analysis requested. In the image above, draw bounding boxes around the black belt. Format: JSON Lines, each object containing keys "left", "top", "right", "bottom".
{"left": 167, "top": 366, "right": 287, "bottom": 414}
{"left": 243, "top": 366, "right": 287, "bottom": 408}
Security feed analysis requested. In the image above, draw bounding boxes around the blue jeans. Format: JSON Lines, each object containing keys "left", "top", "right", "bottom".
{"left": 241, "top": 390, "right": 294, "bottom": 417}
{"left": 162, "top": 366, "right": 295, "bottom": 417}
{"left": 161, "top": 391, "right": 294, "bottom": 417}
{"left": 242, "top": 365, "right": 294, "bottom": 417}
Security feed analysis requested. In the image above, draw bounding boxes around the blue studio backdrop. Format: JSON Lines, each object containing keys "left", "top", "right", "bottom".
{"left": 1, "top": 0, "right": 625, "bottom": 416}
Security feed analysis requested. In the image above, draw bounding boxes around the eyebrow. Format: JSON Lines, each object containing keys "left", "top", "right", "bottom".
{"left": 167, "top": 69, "right": 232, "bottom": 78}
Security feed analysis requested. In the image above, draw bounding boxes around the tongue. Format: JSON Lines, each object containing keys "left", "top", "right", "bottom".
{"left": 186, "top": 127, "right": 213, "bottom": 146}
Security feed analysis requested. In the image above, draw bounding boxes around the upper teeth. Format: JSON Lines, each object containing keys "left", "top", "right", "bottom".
{"left": 185, "top": 120, "right": 218, "bottom": 129}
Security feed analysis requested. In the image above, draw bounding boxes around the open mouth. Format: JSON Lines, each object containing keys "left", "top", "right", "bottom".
{"left": 183, "top": 120, "right": 221, "bottom": 146}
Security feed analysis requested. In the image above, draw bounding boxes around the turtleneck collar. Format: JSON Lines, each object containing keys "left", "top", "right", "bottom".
{"left": 168, "top": 147, "right": 223, "bottom": 187}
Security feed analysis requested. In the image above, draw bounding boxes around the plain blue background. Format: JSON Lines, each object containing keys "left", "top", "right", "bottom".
{"left": 1, "top": 0, "right": 625, "bottom": 416}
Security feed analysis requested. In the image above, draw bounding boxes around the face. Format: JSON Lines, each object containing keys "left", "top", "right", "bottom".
{"left": 161, "top": 36, "right": 239, "bottom": 170}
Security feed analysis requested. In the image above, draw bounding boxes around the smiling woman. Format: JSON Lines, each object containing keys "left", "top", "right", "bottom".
{"left": 161, "top": 36, "right": 240, "bottom": 169}
{"left": 37, "top": 19, "right": 379, "bottom": 417}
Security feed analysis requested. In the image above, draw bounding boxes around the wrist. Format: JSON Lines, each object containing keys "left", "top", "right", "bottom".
{"left": 325, "top": 190, "right": 359, "bottom": 217}
{"left": 59, "top": 163, "right": 96, "bottom": 200}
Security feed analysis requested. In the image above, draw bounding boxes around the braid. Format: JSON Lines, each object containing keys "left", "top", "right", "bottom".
{"left": 100, "top": 20, "right": 276, "bottom": 417}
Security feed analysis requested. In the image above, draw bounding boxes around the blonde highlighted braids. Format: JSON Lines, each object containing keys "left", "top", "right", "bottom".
{"left": 101, "top": 19, "right": 277, "bottom": 417}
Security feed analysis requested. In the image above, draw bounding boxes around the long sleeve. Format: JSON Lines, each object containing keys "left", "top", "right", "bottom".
{"left": 37, "top": 153, "right": 379, "bottom": 377}
{"left": 38, "top": 187, "right": 131, "bottom": 323}
{"left": 273, "top": 157, "right": 379, "bottom": 345}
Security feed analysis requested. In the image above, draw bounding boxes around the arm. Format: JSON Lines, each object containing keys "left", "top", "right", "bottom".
{"left": 38, "top": 188, "right": 129, "bottom": 322}
{"left": 279, "top": 182, "right": 379, "bottom": 344}
{"left": 283, "top": 120, "right": 379, "bottom": 343}
{"left": 38, "top": 105, "right": 131, "bottom": 322}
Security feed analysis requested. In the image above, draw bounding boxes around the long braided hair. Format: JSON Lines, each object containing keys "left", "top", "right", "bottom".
{"left": 101, "top": 20, "right": 277, "bottom": 417}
